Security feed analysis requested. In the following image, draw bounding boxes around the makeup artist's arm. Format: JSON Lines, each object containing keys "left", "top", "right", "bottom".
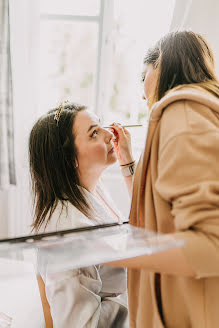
{"left": 110, "top": 123, "right": 134, "bottom": 197}
{"left": 122, "top": 175, "right": 133, "bottom": 198}
{"left": 105, "top": 247, "right": 195, "bottom": 277}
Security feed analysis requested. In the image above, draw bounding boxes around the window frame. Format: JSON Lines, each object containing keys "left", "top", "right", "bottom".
{"left": 40, "top": 0, "right": 114, "bottom": 122}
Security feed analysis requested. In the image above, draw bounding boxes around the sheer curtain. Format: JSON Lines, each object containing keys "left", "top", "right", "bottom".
{"left": 0, "top": 0, "right": 40, "bottom": 238}
{"left": 0, "top": 0, "right": 16, "bottom": 189}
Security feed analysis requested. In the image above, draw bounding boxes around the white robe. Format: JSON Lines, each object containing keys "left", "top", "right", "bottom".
{"left": 37, "top": 184, "right": 128, "bottom": 328}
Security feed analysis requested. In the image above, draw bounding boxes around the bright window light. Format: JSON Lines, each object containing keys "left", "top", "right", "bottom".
{"left": 39, "top": 0, "right": 175, "bottom": 125}
{"left": 107, "top": 0, "right": 176, "bottom": 125}
{"left": 39, "top": 20, "right": 98, "bottom": 111}
{"left": 40, "top": 0, "right": 100, "bottom": 16}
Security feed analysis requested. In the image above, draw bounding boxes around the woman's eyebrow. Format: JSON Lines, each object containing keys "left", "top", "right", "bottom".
{"left": 87, "top": 124, "right": 98, "bottom": 133}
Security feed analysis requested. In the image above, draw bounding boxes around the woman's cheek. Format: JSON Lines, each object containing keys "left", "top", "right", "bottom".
{"left": 144, "top": 74, "right": 152, "bottom": 99}
{"left": 144, "top": 69, "right": 157, "bottom": 100}
{"left": 91, "top": 143, "right": 106, "bottom": 159}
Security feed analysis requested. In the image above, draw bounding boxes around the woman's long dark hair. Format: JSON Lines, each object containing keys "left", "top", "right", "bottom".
{"left": 144, "top": 31, "right": 219, "bottom": 106}
{"left": 29, "top": 102, "right": 92, "bottom": 232}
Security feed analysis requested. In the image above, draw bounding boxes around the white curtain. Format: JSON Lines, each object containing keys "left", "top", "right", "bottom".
{"left": 170, "top": 0, "right": 219, "bottom": 75}
{"left": 0, "top": 0, "right": 40, "bottom": 238}
{"left": 0, "top": 0, "right": 16, "bottom": 189}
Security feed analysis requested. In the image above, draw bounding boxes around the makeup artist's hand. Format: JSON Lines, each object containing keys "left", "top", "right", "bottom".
{"left": 110, "top": 123, "right": 134, "bottom": 165}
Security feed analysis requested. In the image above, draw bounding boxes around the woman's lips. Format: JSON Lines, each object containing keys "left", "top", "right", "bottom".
{"left": 108, "top": 147, "right": 114, "bottom": 154}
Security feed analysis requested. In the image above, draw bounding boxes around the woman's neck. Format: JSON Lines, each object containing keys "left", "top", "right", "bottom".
{"left": 78, "top": 168, "right": 103, "bottom": 193}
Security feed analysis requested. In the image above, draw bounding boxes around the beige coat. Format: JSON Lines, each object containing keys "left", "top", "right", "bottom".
{"left": 128, "top": 86, "right": 219, "bottom": 328}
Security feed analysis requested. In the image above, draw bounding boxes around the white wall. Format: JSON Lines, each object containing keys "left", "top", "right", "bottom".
{"left": 170, "top": 0, "right": 219, "bottom": 75}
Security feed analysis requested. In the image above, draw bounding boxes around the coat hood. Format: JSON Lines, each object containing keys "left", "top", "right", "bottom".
{"left": 150, "top": 86, "right": 219, "bottom": 121}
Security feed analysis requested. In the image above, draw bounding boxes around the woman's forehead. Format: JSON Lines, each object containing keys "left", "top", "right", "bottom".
{"left": 73, "top": 110, "right": 99, "bottom": 135}
{"left": 142, "top": 63, "right": 153, "bottom": 74}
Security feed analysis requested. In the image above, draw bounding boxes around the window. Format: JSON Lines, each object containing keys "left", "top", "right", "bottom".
{"left": 106, "top": 0, "right": 176, "bottom": 125}
{"left": 40, "top": 0, "right": 100, "bottom": 16}
{"left": 39, "top": 0, "right": 100, "bottom": 113}
{"left": 40, "top": 20, "right": 98, "bottom": 110}
{"left": 39, "top": 0, "right": 175, "bottom": 161}
{"left": 39, "top": 0, "right": 175, "bottom": 119}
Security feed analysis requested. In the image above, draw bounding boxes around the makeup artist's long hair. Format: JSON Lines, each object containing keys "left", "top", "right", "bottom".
{"left": 29, "top": 103, "right": 93, "bottom": 232}
{"left": 144, "top": 30, "right": 219, "bottom": 107}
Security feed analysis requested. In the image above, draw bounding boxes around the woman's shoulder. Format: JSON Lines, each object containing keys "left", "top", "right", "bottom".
{"left": 153, "top": 85, "right": 219, "bottom": 122}
{"left": 157, "top": 86, "right": 219, "bottom": 150}
{"left": 154, "top": 85, "right": 218, "bottom": 112}
{"left": 39, "top": 200, "right": 95, "bottom": 233}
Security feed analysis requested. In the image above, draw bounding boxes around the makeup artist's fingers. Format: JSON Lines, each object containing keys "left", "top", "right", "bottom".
{"left": 108, "top": 126, "right": 119, "bottom": 143}
{"left": 114, "top": 125, "right": 131, "bottom": 144}
{"left": 109, "top": 123, "right": 133, "bottom": 164}
{"left": 122, "top": 127, "right": 131, "bottom": 138}
{"left": 111, "top": 123, "right": 132, "bottom": 143}
{"left": 111, "top": 123, "right": 126, "bottom": 138}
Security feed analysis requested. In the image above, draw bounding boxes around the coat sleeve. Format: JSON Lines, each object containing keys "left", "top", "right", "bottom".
{"left": 44, "top": 267, "right": 102, "bottom": 327}
{"left": 155, "top": 131, "right": 219, "bottom": 278}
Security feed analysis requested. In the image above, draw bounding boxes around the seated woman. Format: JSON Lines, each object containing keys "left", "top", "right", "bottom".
{"left": 29, "top": 103, "right": 133, "bottom": 327}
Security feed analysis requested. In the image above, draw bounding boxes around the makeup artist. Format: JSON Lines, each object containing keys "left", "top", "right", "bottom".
{"left": 110, "top": 30, "right": 219, "bottom": 328}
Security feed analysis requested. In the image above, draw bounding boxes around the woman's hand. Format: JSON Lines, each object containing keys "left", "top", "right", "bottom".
{"left": 110, "top": 123, "right": 134, "bottom": 165}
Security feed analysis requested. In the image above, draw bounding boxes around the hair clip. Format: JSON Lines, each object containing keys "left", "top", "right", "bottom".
{"left": 54, "top": 103, "right": 63, "bottom": 125}
{"left": 54, "top": 100, "right": 70, "bottom": 125}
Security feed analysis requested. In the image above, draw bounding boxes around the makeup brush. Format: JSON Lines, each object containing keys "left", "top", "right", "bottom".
{"left": 104, "top": 124, "right": 144, "bottom": 129}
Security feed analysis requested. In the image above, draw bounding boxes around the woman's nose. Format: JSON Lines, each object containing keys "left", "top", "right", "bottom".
{"left": 142, "top": 92, "right": 146, "bottom": 100}
{"left": 104, "top": 129, "right": 113, "bottom": 143}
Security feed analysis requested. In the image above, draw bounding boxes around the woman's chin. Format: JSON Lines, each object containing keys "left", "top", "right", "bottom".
{"left": 107, "top": 152, "right": 117, "bottom": 165}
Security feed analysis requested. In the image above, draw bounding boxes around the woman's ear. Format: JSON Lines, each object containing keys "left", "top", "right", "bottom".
{"left": 74, "top": 159, "right": 78, "bottom": 168}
